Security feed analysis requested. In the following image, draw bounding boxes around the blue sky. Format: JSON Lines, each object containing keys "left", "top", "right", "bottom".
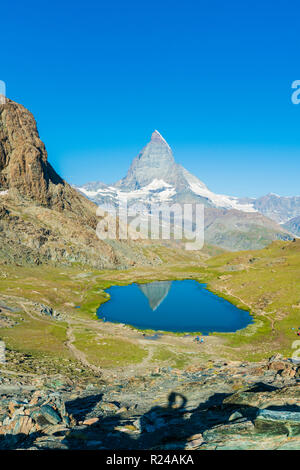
{"left": 1, "top": 0, "right": 300, "bottom": 197}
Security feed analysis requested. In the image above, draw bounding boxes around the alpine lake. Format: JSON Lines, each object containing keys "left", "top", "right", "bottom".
{"left": 97, "top": 280, "right": 252, "bottom": 335}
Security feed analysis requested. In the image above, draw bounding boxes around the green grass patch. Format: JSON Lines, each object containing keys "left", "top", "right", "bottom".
{"left": 73, "top": 331, "right": 148, "bottom": 368}
{"left": 152, "top": 346, "right": 190, "bottom": 369}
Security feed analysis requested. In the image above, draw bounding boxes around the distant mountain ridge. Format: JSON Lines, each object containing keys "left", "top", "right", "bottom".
{"left": 76, "top": 131, "right": 294, "bottom": 250}
{"left": 250, "top": 193, "right": 300, "bottom": 225}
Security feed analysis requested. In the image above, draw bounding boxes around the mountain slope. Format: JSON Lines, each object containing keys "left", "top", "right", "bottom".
{"left": 77, "top": 131, "right": 292, "bottom": 251}
{"left": 204, "top": 207, "right": 292, "bottom": 251}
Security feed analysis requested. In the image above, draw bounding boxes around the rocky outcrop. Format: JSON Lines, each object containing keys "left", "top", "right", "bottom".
{"left": 0, "top": 100, "right": 61, "bottom": 204}
{"left": 0, "top": 390, "right": 72, "bottom": 449}
{"left": 0, "top": 99, "right": 102, "bottom": 221}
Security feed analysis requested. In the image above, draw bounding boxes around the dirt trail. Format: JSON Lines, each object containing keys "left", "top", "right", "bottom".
{"left": 1, "top": 301, "right": 104, "bottom": 378}
{"left": 19, "top": 302, "right": 54, "bottom": 325}
{"left": 8, "top": 297, "right": 220, "bottom": 380}
{"left": 65, "top": 324, "right": 102, "bottom": 376}
{"left": 18, "top": 302, "right": 100, "bottom": 371}
{"left": 219, "top": 287, "right": 277, "bottom": 334}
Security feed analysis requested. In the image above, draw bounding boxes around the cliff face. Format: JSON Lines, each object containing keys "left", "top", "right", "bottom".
{"left": 0, "top": 100, "right": 58, "bottom": 199}
{"left": 0, "top": 99, "right": 163, "bottom": 268}
{"left": 0, "top": 99, "right": 99, "bottom": 223}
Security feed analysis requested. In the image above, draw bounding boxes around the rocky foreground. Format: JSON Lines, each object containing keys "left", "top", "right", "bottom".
{"left": 0, "top": 354, "right": 300, "bottom": 450}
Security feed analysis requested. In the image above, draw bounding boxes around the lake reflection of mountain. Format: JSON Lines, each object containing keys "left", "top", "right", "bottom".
{"left": 138, "top": 281, "right": 172, "bottom": 311}
{"left": 97, "top": 280, "right": 253, "bottom": 333}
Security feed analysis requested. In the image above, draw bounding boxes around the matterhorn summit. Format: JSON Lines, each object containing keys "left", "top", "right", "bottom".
{"left": 115, "top": 130, "right": 179, "bottom": 191}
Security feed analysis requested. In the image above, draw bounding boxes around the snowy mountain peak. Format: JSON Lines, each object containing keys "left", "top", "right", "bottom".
{"left": 151, "top": 130, "right": 171, "bottom": 150}
{"left": 80, "top": 130, "right": 260, "bottom": 213}
{"left": 115, "top": 130, "right": 176, "bottom": 190}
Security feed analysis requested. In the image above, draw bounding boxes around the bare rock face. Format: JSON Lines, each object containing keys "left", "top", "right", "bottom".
{"left": 0, "top": 99, "right": 98, "bottom": 220}
{"left": 0, "top": 99, "right": 57, "bottom": 203}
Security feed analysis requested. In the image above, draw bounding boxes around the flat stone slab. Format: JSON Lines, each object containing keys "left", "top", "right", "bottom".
{"left": 257, "top": 409, "right": 300, "bottom": 422}
{"left": 255, "top": 409, "right": 300, "bottom": 436}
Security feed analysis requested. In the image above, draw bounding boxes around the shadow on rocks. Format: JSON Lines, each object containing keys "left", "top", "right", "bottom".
{"left": 63, "top": 391, "right": 236, "bottom": 450}
{"left": 65, "top": 393, "right": 103, "bottom": 422}
{"left": 2, "top": 380, "right": 299, "bottom": 450}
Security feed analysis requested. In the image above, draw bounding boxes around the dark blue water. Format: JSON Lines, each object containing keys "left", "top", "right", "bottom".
{"left": 97, "top": 280, "right": 252, "bottom": 334}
